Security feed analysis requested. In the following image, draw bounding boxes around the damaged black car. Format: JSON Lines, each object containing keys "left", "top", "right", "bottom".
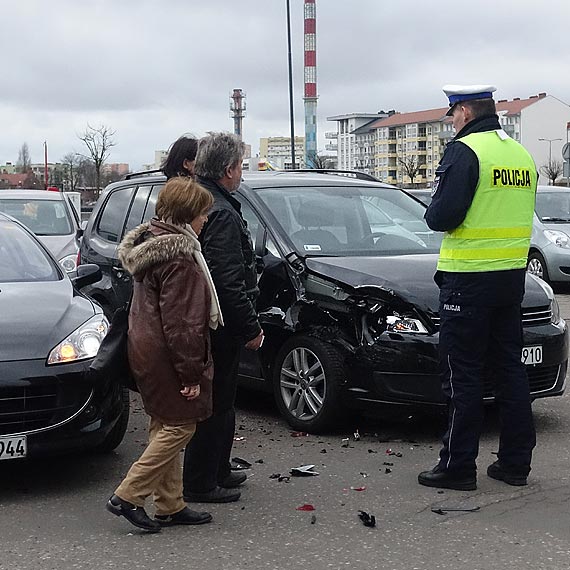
{"left": 237, "top": 171, "right": 568, "bottom": 432}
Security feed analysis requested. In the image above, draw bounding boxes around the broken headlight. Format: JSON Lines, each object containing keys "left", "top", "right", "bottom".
{"left": 386, "top": 314, "right": 428, "bottom": 334}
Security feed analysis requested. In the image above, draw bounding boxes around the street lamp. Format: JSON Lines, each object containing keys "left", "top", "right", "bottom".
{"left": 538, "top": 137, "right": 562, "bottom": 164}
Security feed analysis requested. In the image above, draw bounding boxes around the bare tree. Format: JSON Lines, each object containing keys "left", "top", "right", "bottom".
{"left": 306, "top": 150, "right": 335, "bottom": 170}
{"left": 16, "top": 142, "right": 32, "bottom": 173}
{"left": 78, "top": 124, "right": 116, "bottom": 195}
{"left": 61, "top": 152, "right": 82, "bottom": 192}
{"left": 540, "top": 159, "right": 563, "bottom": 185}
{"left": 398, "top": 155, "right": 421, "bottom": 187}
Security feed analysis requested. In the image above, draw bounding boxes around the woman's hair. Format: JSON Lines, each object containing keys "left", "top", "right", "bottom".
{"left": 161, "top": 135, "right": 198, "bottom": 179}
{"left": 156, "top": 177, "right": 213, "bottom": 225}
{"left": 195, "top": 132, "right": 245, "bottom": 180}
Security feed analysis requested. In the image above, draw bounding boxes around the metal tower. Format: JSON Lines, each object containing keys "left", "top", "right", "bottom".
{"left": 303, "top": 0, "right": 318, "bottom": 168}
{"left": 230, "top": 88, "right": 246, "bottom": 140}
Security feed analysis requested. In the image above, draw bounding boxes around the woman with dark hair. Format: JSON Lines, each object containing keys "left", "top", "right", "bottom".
{"left": 161, "top": 135, "right": 198, "bottom": 179}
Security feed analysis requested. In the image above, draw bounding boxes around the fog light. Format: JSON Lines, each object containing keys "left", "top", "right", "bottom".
{"left": 82, "top": 404, "right": 98, "bottom": 422}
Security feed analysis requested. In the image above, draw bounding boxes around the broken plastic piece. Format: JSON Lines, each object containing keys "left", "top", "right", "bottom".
{"left": 431, "top": 506, "right": 481, "bottom": 515}
{"left": 234, "top": 436, "right": 246, "bottom": 442}
{"left": 358, "top": 510, "right": 376, "bottom": 528}
{"left": 231, "top": 457, "right": 252, "bottom": 470}
{"left": 351, "top": 486, "right": 366, "bottom": 491}
{"left": 290, "top": 464, "right": 319, "bottom": 476}
{"left": 383, "top": 462, "right": 394, "bottom": 466}
{"left": 278, "top": 476, "right": 290, "bottom": 483}
{"left": 269, "top": 473, "right": 281, "bottom": 479}
{"left": 290, "top": 431, "right": 308, "bottom": 437}
{"left": 385, "top": 468, "right": 392, "bottom": 474}
{"left": 310, "top": 514, "right": 317, "bottom": 524}
{"left": 296, "top": 504, "right": 315, "bottom": 511}
{"left": 367, "top": 449, "right": 377, "bottom": 454}
{"left": 341, "top": 438, "right": 350, "bottom": 447}
{"left": 353, "top": 430, "right": 360, "bottom": 441}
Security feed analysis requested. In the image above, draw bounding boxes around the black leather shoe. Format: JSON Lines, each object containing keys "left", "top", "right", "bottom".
{"left": 487, "top": 461, "right": 528, "bottom": 486}
{"left": 106, "top": 494, "right": 162, "bottom": 532}
{"left": 155, "top": 506, "right": 212, "bottom": 526}
{"left": 219, "top": 471, "right": 247, "bottom": 488}
{"left": 184, "top": 486, "right": 241, "bottom": 503}
{"left": 418, "top": 465, "right": 477, "bottom": 491}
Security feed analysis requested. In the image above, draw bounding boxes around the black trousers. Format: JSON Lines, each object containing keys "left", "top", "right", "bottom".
{"left": 183, "top": 328, "right": 241, "bottom": 493}
{"left": 437, "top": 302, "right": 536, "bottom": 474}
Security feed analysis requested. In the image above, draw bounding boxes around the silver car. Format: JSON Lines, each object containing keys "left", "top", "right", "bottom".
{"left": 0, "top": 189, "right": 80, "bottom": 272}
{"left": 528, "top": 185, "right": 570, "bottom": 283}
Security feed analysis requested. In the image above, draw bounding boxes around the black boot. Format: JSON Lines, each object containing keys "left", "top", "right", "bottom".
{"left": 219, "top": 471, "right": 247, "bottom": 488}
{"left": 418, "top": 465, "right": 477, "bottom": 491}
{"left": 106, "top": 494, "right": 162, "bottom": 532}
{"left": 487, "top": 460, "right": 528, "bottom": 486}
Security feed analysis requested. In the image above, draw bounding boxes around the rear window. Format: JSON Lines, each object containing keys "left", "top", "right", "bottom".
{"left": 0, "top": 220, "right": 60, "bottom": 282}
{"left": 0, "top": 199, "right": 73, "bottom": 236}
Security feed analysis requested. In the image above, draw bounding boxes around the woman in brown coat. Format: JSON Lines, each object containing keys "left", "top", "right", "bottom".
{"left": 106, "top": 177, "right": 223, "bottom": 533}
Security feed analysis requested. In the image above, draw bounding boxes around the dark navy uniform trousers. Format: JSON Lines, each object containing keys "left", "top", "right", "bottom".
{"left": 438, "top": 299, "right": 536, "bottom": 475}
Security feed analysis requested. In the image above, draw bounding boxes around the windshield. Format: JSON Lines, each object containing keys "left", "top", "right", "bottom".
{"left": 535, "top": 192, "right": 570, "bottom": 222}
{"left": 0, "top": 220, "right": 60, "bottom": 282}
{"left": 0, "top": 198, "right": 73, "bottom": 236}
{"left": 257, "top": 185, "right": 442, "bottom": 256}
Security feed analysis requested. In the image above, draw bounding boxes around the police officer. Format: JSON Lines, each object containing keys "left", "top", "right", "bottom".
{"left": 418, "top": 85, "right": 537, "bottom": 491}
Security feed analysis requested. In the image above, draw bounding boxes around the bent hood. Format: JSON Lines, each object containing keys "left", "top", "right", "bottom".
{"left": 304, "top": 255, "right": 550, "bottom": 312}
{"left": 0, "top": 280, "right": 95, "bottom": 361}
{"left": 37, "top": 234, "right": 78, "bottom": 262}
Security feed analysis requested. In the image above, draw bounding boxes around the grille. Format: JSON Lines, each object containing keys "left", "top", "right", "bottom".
{"left": 483, "top": 364, "right": 559, "bottom": 398}
{"left": 429, "top": 305, "right": 552, "bottom": 330}
{"left": 0, "top": 382, "right": 91, "bottom": 436}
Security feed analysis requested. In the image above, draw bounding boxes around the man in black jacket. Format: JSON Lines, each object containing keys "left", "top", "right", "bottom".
{"left": 183, "top": 132, "right": 263, "bottom": 503}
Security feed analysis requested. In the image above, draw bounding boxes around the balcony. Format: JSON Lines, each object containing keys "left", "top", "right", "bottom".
{"left": 325, "top": 131, "right": 338, "bottom": 139}
{"left": 325, "top": 143, "right": 338, "bottom": 152}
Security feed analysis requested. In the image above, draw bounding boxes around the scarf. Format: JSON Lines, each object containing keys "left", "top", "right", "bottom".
{"left": 165, "top": 220, "right": 223, "bottom": 330}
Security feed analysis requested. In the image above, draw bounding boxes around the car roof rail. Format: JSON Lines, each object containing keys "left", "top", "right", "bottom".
{"left": 123, "top": 169, "right": 164, "bottom": 180}
{"left": 282, "top": 169, "right": 380, "bottom": 182}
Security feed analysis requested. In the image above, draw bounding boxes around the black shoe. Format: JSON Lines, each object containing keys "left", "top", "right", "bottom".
{"left": 155, "top": 506, "right": 212, "bottom": 526}
{"left": 418, "top": 465, "right": 477, "bottom": 491}
{"left": 106, "top": 494, "right": 162, "bottom": 532}
{"left": 184, "top": 486, "right": 241, "bottom": 503}
{"left": 487, "top": 461, "right": 528, "bottom": 486}
{"left": 219, "top": 471, "right": 247, "bottom": 488}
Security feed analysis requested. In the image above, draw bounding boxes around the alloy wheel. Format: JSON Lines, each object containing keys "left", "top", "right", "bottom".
{"left": 279, "top": 347, "right": 326, "bottom": 421}
{"left": 527, "top": 257, "right": 544, "bottom": 279}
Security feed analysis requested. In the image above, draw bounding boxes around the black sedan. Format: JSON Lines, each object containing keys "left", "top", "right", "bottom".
{"left": 236, "top": 171, "right": 568, "bottom": 431}
{"left": 0, "top": 212, "right": 128, "bottom": 460}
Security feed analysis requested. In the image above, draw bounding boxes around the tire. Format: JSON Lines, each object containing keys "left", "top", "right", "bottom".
{"left": 272, "top": 335, "right": 346, "bottom": 433}
{"left": 527, "top": 251, "right": 550, "bottom": 283}
{"left": 98, "top": 388, "right": 130, "bottom": 452}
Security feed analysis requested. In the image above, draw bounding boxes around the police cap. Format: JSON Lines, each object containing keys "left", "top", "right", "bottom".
{"left": 443, "top": 84, "right": 497, "bottom": 116}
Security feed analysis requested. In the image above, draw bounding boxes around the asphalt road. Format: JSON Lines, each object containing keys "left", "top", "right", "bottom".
{"left": 2, "top": 290, "right": 570, "bottom": 570}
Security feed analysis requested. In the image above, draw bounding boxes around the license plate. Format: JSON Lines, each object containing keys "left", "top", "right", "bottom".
{"left": 522, "top": 346, "right": 542, "bottom": 365}
{"left": 0, "top": 435, "right": 27, "bottom": 460}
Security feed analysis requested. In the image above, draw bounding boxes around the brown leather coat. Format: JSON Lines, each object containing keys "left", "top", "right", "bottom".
{"left": 118, "top": 220, "right": 213, "bottom": 425}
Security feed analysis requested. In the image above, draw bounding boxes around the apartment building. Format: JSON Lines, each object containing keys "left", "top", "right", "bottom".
{"left": 259, "top": 136, "right": 305, "bottom": 170}
{"left": 326, "top": 113, "right": 391, "bottom": 172}
{"left": 329, "top": 93, "right": 570, "bottom": 185}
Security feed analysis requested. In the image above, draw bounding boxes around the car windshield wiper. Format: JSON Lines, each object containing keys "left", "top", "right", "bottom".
{"left": 541, "top": 216, "right": 570, "bottom": 222}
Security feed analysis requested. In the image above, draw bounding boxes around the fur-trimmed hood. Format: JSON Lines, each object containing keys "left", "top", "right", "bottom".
{"left": 118, "top": 221, "right": 197, "bottom": 277}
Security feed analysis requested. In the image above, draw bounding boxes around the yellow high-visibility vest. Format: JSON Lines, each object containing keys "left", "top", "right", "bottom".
{"left": 437, "top": 130, "right": 537, "bottom": 272}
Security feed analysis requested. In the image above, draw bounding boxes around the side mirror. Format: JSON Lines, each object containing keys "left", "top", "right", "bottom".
{"left": 69, "top": 263, "right": 101, "bottom": 289}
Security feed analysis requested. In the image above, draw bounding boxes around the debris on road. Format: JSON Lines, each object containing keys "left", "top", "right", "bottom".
{"left": 353, "top": 430, "right": 360, "bottom": 441}
{"left": 290, "top": 431, "right": 308, "bottom": 437}
{"left": 290, "top": 464, "right": 319, "bottom": 477}
{"left": 296, "top": 504, "right": 315, "bottom": 511}
{"left": 341, "top": 438, "right": 350, "bottom": 447}
{"left": 358, "top": 510, "right": 376, "bottom": 528}
{"left": 431, "top": 506, "right": 481, "bottom": 515}
{"left": 310, "top": 514, "right": 317, "bottom": 524}
{"left": 230, "top": 457, "right": 252, "bottom": 470}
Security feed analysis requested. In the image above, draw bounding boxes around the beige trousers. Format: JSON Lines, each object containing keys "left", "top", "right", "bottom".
{"left": 115, "top": 418, "right": 196, "bottom": 516}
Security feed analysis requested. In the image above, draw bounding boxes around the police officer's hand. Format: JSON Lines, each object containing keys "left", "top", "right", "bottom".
{"left": 245, "top": 330, "right": 264, "bottom": 351}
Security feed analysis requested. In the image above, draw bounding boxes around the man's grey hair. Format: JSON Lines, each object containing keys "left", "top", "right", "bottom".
{"left": 195, "top": 132, "right": 245, "bottom": 180}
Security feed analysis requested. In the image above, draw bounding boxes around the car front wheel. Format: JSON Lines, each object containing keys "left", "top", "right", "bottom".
{"left": 527, "top": 251, "right": 549, "bottom": 283}
{"left": 273, "top": 335, "right": 345, "bottom": 433}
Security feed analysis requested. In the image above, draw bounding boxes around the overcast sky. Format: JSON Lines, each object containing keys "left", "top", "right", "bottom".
{"left": 2, "top": 0, "right": 569, "bottom": 171}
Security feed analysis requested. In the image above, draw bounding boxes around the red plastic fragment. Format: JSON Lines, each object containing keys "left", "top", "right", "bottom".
{"left": 296, "top": 504, "right": 316, "bottom": 511}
